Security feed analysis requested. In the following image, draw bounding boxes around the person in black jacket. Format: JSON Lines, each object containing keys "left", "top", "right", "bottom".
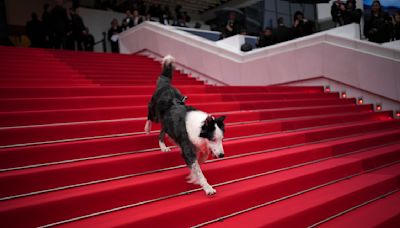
{"left": 121, "top": 10, "right": 134, "bottom": 30}
{"left": 82, "top": 28, "right": 95, "bottom": 51}
{"left": 393, "top": 11, "right": 400, "bottom": 40}
{"left": 347, "top": 0, "right": 357, "bottom": 11}
{"left": 256, "top": 27, "right": 274, "bottom": 48}
{"left": 50, "top": 0, "right": 69, "bottom": 49}
{"left": 64, "top": 8, "right": 74, "bottom": 50}
{"left": 293, "top": 11, "right": 315, "bottom": 38}
{"left": 342, "top": 1, "right": 363, "bottom": 25}
{"left": 223, "top": 11, "right": 241, "bottom": 38}
{"left": 71, "top": 8, "right": 85, "bottom": 50}
{"left": 26, "top": 12, "right": 46, "bottom": 48}
{"left": 108, "top": 18, "right": 122, "bottom": 53}
{"left": 132, "top": 9, "right": 143, "bottom": 27}
{"left": 331, "top": 0, "right": 346, "bottom": 27}
{"left": 42, "top": 3, "right": 52, "bottom": 48}
{"left": 364, "top": 0, "right": 392, "bottom": 43}
{"left": 273, "top": 17, "right": 293, "bottom": 44}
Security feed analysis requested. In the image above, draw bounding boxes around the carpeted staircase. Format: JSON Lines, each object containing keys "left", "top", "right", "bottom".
{"left": 0, "top": 46, "right": 400, "bottom": 227}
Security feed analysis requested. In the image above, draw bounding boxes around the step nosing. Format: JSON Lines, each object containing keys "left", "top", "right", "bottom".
{"left": 223, "top": 119, "right": 395, "bottom": 142}
{"left": 0, "top": 96, "right": 337, "bottom": 104}
{"left": 0, "top": 92, "right": 335, "bottom": 100}
{"left": 0, "top": 164, "right": 186, "bottom": 201}
{"left": 0, "top": 117, "right": 149, "bottom": 130}
{"left": 0, "top": 98, "right": 351, "bottom": 113}
{"left": 0, "top": 146, "right": 165, "bottom": 172}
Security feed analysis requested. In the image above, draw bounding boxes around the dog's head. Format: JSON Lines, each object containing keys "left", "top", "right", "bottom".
{"left": 199, "top": 115, "right": 226, "bottom": 159}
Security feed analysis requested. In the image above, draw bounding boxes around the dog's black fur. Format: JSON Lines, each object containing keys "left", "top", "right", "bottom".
{"left": 160, "top": 104, "right": 197, "bottom": 165}
{"left": 147, "top": 57, "right": 186, "bottom": 124}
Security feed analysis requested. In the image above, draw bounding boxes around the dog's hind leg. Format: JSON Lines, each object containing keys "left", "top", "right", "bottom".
{"left": 144, "top": 120, "right": 152, "bottom": 134}
{"left": 144, "top": 103, "right": 154, "bottom": 134}
{"left": 158, "top": 127, "right": 171, "bottom": 152}
{"left": 191, "top": 161, "right": 216, "bottom": 195}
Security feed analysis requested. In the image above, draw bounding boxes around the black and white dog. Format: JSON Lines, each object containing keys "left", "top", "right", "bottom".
{"left": 145, "top": 55, "right": 226, "bottom": 195}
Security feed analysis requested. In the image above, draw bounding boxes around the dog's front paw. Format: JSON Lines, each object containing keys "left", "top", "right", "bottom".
{"left": 204, "top": 185, "right": 216, "bottom": 195}
{"left": 160, "top": 146, "right": 171, "bottom": 152}
{"left": 159, "top": 141, "right": 171, "bottom": 152}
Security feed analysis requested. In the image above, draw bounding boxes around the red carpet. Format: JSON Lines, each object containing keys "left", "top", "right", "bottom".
{"left": 0, "top": 46, "right": 399, "bottom": 227}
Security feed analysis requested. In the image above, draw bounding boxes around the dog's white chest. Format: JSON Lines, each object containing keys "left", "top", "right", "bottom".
{"left": 185, "top": 111, "right": 208, "bottom": 146}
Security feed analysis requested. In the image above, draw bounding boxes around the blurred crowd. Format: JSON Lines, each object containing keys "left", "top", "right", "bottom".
{"left": 18, "top": 0, "right": 400, "bottom": 52}
{"left": 95, "top": 0, "right": 191, "bottom": 27}
{"left": 254, "top": 0, "right": 400, "bottom": 50}
{"left": 333, "top": 0, "right": 399, "bottom": 43}
{"left": 25, "top": 0, "right": 94, "bottom": 51}
{"left": 254, "top": 11, "right": 316, "bottom": 49}
{"left": 254, "top": 0, "right": 362, "bottom": 49}
{"left": 107, "top": 1, "right": 192, "bottom": 52}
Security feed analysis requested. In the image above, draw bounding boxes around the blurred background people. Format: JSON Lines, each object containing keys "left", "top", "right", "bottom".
{"left": 108, "top": 18, "right": 122, "bottom": 53}
{"left": 26, "top": 12, "right": 46, "bottom": 48}
{"left": 364, "top": 0, "right": 392, "bottom": 43}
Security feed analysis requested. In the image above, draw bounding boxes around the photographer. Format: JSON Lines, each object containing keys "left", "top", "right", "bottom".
{"left": 108, "top": 18, "right": 122, "bottom": 53}
{"left": 256, "top": 27, "right": 274, "bottom": 48}
{"left": 293, "top": 11, "right": 315, "bottom": 38}
{"left": 364, "top": 0, "right": 392, "bottom": 43}
{"left": 331, "top": 0, "right": 346, "bottom": 27}
{"left": 223, "top": 12, "right": 240, "bottom": 38}
{"left": 393, "top": 11, "right": 400, "bottom": 40}
{"left": 344, "top": 1, "right": 363, "bottom": 25}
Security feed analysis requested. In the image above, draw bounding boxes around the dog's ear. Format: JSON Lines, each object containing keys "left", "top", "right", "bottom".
{"left": 215, "top": 116, "right": 226, "bottom": 132}
{"left": 215, "top": 116, "right": 226, "bottom": 123}
{"left": 199, "top": 116, "right": 215, "bottom": 139}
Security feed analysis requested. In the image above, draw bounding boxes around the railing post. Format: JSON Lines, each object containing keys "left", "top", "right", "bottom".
{"left": 102, "top": 32, "right": 107, "bottom": 52}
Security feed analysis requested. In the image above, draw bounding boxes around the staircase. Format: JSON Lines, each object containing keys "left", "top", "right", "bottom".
{"left": 0, "top": 46, "right": 399, "bottom": 227}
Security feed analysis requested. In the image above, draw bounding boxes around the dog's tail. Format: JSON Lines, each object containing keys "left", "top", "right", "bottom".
{"left": 161, "top": 55, "right": 175, "bottom": 79}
